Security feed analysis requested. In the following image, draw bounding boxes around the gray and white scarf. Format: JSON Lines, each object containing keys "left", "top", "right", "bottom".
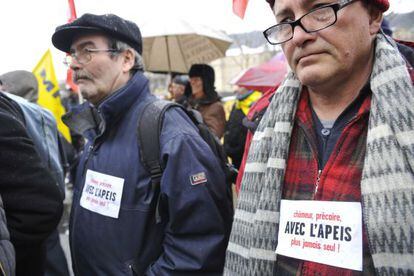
{"left": 224, "top": 34, "right": 414, "bottom": 275}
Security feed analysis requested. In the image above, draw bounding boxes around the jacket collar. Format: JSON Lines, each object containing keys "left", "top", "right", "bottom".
{"left": 188, "top": 95, "right": 219, "bottom": 108}
{"left": 63, "top": 72, "right": 150, "bottom": 140}
{"left": 97, "top": 72, "right": 149, "bottom": 128}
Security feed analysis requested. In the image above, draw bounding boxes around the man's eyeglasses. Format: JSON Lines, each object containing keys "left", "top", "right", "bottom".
{"left": 63, "top": 48, "right": 119, "bottom": 66}
{"left": 263, "top": 0, "right": 358, "bottom": 45}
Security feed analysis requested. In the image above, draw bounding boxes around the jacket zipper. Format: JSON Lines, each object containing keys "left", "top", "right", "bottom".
{"left": 296, "top": 103, "right": 368, "bottom": 275}
{"left": 298, "top": 110, "right": 366, "bottom": 200}
{"left": 82, "top": 144, "right": 95, "bottom": 176}
{"left": 296, "top": 121, "right": 321, "bottom": 199}
{"left": 70, "top": 107, "right": 107, "bottom": 275}
{"left": 314, "top": 169, "right": 322, "bottom": 195}
{"left": 71, "top": 141, "right": 97, "bottom": 275}
{"left": 81, "top": 110, "right": 105, "bottom": 177}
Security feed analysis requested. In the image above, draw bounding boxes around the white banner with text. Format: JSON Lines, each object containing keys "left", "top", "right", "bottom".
{"left": 276, "top": 200, "right": 363, "bottom": 271}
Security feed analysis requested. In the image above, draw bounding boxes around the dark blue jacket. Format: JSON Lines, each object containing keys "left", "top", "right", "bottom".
{"left": 63, "top": 72, "right": 232, "bottom": 275}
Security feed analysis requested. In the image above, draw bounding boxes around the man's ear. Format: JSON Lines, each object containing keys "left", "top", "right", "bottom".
{"left": 122, "top": 48, "right": 135, "bottom": 72}
{"left": 368, "top": 6, "right": 383, "bottom": 35}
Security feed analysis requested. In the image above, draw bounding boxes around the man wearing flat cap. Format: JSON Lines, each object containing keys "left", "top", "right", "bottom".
{"left": 225, "top": 0, "right": 414, "bottom": 275}
{"left": 52, "top": 13, "right": 232, "bottom": 275}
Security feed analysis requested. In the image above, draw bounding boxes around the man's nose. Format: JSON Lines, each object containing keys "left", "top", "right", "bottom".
{"left": 69, "top": 57, "right": 82, "bottom": 70}
{"left": 291, "top": 23, "right": 315, "bottom": 46}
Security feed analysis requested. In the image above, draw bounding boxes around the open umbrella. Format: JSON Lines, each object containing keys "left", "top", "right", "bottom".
{"left": 141, "top": 18, "right": 233, "bottom": 74}
{"left": 231, "top": 52, "right": 288, "bottom": 92}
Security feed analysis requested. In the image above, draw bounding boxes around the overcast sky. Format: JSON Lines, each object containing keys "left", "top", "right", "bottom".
{"left": 1, "top": 0, "right": 413, "bottom": 81}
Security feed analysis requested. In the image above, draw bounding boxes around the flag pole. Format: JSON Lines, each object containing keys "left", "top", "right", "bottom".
{"left": 66, "top": 0, "right": 78, "bottom": 94}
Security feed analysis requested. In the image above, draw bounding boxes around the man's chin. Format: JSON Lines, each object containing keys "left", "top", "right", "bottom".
{"left": 80, "top": 89, "right": 94, "bottom": 102}
{"left": 296, "top": 65, "right": 330, "bottom": 87}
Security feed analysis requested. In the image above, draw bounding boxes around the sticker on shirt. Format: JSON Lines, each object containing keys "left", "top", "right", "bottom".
{"left": 275, "top": 200, "right": 363, "bottom": 271}
{"left": 80, "top": 169, "right": 125, "bottom": 219}
{"left": 190, "top": 172, "right": 207, "bottom": 185}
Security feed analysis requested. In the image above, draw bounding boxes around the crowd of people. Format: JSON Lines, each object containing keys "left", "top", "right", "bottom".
{"left": 0, "top": 0, "right": 413, "bottom": 275}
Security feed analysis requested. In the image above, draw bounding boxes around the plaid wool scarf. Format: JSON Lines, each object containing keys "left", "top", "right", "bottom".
{"left": 224, "top": 34, "right": 414, "bottom": 275}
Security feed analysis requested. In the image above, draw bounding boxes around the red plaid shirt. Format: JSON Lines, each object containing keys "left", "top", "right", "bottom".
{"left": 276, "top": 88, "right": 375, "bottom": 275}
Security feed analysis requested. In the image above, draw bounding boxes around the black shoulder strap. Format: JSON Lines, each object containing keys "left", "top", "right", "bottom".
{"left": 137, "top": 100, "right": 181, "bottom": 223}
{"left": 138, "top": 100, "right": 179, "bottom": 184}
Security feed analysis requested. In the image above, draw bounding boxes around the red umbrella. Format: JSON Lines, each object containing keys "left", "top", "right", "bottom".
{"left": 233, "top": 52, "right": 288, "bottom": 92}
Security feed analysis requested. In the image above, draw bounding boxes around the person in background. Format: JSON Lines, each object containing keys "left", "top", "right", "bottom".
{"left": 0, "top": 70, "right": 70, "bottom": 276}
{"left": 225, "top": 0, "right": 414, "bottom": 274}
{"left": 170, "top": 74, "right": 189, "bottom": 105}
{"left": 52, "top": 13, "right": 232, "bottom": 275}
{"left": 223, "top": 87, "right": 261, "bottom": 169}
{"left": 233, "top": 87, "right": 276, "bottom": 193}
{"left": 0, "top": 80, "right": 63, "bottom": 276}
{"left": 380, "top": 18, "right": 392, "bottom": 36}
{"left": 188, "top": 64, "right": 226, "bottom": 138}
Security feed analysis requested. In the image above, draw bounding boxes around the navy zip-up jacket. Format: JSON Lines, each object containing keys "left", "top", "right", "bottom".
{"left": 63, "top": 72, "right": 233, "bottom": 275}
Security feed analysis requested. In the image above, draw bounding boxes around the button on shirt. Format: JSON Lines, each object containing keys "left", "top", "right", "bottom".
{"left": 311, "top": 85, "right": 370, "bottom": 170}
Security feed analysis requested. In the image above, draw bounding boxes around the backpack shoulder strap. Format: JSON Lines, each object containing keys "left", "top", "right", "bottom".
{"left": 138, "top": 100, "right": 179, "bottom": 184}
{"left": 137, "top": 100, "right": 181, "bottom": 223}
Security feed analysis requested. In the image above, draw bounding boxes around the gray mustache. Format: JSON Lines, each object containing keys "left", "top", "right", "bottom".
{"left": 74, "top": 72, "right": 92, "bottom": 82}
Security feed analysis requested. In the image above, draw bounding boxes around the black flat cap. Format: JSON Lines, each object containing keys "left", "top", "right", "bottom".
{"left": 52, "top": 13, "right": 142, "bottom": 54}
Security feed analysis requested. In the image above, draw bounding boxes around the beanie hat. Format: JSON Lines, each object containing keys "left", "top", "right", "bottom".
{"left": 0, "top": 70, "right": 39, "bottom": 103}
{"left": 189, "top": 64, "right": 215, "bottom": 83}
{"left": 368, "top": 0, "right": 389, "bottom": 12}
{"left": 189, "top": 64, "right": 218, "bottom": 102}
{"left": 265, "top": 0, "right": 389, "bottom": 12}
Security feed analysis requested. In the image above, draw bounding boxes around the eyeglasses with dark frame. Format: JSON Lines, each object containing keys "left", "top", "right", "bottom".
{"left": 63, "top": 48, "right": 120, "bottom": 67}
{"left": 263, "top": 0, "right": 358, "bottom": 45}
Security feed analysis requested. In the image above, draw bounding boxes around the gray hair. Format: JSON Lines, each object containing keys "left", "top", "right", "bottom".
{"left": 107, "top": 38, "right": 144, "bottom": 74}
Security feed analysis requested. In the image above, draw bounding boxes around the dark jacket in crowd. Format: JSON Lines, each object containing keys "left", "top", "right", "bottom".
{"left": 397, "top": 40, "right": 414, "bottom": 79}
{"left": 0, "top": 93, "right": 63, "bottom": 276}
{"left": 0, "top": 195, "right": 14, "bottom": 276}
{"left": 235, "top": 88, "right": 276, "bottom": 193}
{"left": 63, "top": 72, "right": 233, "bottom": 275}
{"left": 224, "top": 90, "right": 261, "bottom": 169}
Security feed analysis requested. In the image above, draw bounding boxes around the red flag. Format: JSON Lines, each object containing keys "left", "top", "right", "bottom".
{"left": 68, "top": 0, "right": 77, "bottom": 21}
{"left": 233, "top": 0, "right": 249, "bottom": 19}
{"left": 66, "top": 0, "right": 79, "bottom": 92}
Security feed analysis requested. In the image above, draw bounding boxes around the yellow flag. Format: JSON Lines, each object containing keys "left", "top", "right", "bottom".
{"left": 33, "top": 50, "right": 72, "bottom": 142}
